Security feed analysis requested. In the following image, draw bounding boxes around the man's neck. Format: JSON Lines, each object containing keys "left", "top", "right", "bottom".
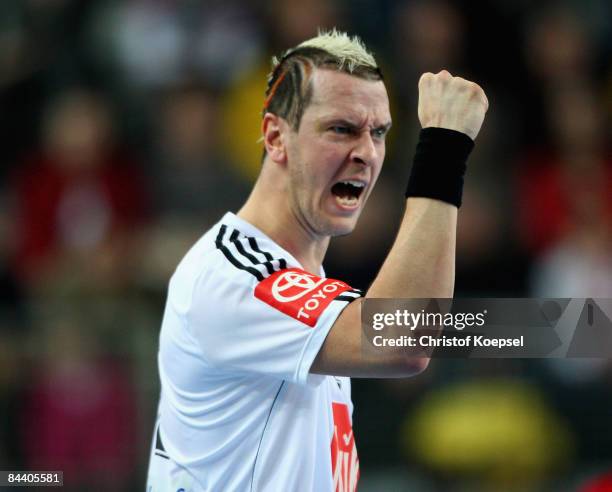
{"left": 238, "top": 180, "right": 329, "bottom": 275}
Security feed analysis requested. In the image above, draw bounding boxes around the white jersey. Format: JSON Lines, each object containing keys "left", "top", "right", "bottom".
{"left": 146, "top": 213, "right": 362, "bottom": 492}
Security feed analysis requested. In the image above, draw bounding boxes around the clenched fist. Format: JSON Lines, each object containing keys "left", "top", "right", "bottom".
{"left": 418, "top": 70, "right": 488, "bottom": 141}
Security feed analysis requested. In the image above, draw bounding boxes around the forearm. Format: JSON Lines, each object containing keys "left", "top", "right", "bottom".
{"left": 367, "top": 197, "right": 457, "bottom": 299}
{"left": 312, "top": 197, "right": 460, "bottom": 377}
{"left": 311, "top": 70, "right": 488, "bottom": 377}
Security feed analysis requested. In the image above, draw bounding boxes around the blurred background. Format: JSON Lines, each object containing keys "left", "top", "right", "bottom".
{"left": 0, "top": 0, "right": 610, "bottom": 491}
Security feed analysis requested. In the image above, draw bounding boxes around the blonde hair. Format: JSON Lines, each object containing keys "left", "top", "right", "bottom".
{"left": 263, "top": 29, "right": 382, "bottom": 130}
{"left": 273, "top": 28, "right": 378, "bottom": 75}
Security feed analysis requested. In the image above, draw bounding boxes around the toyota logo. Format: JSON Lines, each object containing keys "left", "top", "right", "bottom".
{"left": 271, "top": 271, "right": 326, "bottom": 302}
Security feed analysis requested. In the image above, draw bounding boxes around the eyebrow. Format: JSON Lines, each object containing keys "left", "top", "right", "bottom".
{"left": 321, "top": 118, "right": 393, "bottom": 133}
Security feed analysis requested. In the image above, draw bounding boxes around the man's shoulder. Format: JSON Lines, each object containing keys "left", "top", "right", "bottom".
{"left": 171, "top": 220, "right": 223, "bottom": 284}
{"left": 171, "top": 213, "right": 293, "bottom": 296}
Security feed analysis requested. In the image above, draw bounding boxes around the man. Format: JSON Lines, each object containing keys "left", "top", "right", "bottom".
{"left": 146, "top": 30, "right": 487, "bottom": 491}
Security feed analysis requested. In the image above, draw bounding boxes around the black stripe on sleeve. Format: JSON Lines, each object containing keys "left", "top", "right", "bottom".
{"left": 335, "top": 295, "right": 361, "bottom": 303}
{"left": 224, "top": 229, "right": 278, "bottom": 276}
{"left": 248, "top": 236, "right": 288, "bottom": 271}
{"left": 215, "top": 225, "right": 264, "bottom": 281}
{"left": 337, "top": 289, "right": 361, "bottom": 299}
{"left": 248, "top": 236, "right": 273, "bottom": 261}
{"left": 232, "top": 234, "right": 271, "bottom": 273}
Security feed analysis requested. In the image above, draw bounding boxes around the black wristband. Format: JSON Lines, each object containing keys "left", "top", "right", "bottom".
{"left": 405, "top": 127, "right": 475, "bottom": 208}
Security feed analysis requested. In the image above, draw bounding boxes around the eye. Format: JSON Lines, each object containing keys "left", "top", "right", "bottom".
{"left": 330, "top": 125, "right": 352, "bottom": 135}
{"left": 372, "top": 128, "right": 387, "bottom": 139}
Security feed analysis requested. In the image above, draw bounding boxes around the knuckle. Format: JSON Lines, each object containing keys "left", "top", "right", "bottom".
{"left": 453, "top": 78, "right": 469, "bottom": 91}
{"left": 450, "top": 76, "right": 475, "bottom": 93}
{"left": 465, "top": 81, "right": 485, "bottom": 101}
{"left": 466, "top": 81, "right": 479, "bottom": 94}
{"left": 418, "top": 72, "right": 433, "bottom": 87}
{"left": 482, "top": 94, "right": 490, "bottom": 111}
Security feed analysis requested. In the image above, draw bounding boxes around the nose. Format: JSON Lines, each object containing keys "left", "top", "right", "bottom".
{"left": 350, "top": 131, "right": 378, "bottom": 166}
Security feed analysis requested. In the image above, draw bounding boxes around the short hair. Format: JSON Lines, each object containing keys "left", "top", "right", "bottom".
{"left": 263, "top": 29, "right": 383, "bottom": 131}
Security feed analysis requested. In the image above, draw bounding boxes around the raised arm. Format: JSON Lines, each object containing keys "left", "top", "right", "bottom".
{"left": 311, "top": 70, "right": 488, "bottom": 378}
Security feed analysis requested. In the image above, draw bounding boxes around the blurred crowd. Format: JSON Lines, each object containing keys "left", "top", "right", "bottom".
{"left": 0, "top": 0, "right": 610, "bottom": 490}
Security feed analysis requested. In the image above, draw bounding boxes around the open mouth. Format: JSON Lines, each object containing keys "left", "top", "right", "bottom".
{"left": 331, "top": 180, "right": 365, "bottom": 208}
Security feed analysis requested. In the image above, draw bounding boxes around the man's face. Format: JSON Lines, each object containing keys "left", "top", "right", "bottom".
{"left": 284, "top": 68, "right": 391, "bottom": 238}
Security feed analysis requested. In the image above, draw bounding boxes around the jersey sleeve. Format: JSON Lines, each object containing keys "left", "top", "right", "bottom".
{"left": 183, "top": 231, "right": 361, "bottom": 385}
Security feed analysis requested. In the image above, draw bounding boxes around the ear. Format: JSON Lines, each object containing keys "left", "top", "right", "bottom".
{"left": 262, "top": 113, "right": 289, "bottom": 164}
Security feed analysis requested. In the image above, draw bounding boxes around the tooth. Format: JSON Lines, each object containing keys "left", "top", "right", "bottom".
{"left": 341, "top": 180, "right": 365, "bottom": 188}
{"left": 336, "top": 195, "right": 358, "bottom": 206}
